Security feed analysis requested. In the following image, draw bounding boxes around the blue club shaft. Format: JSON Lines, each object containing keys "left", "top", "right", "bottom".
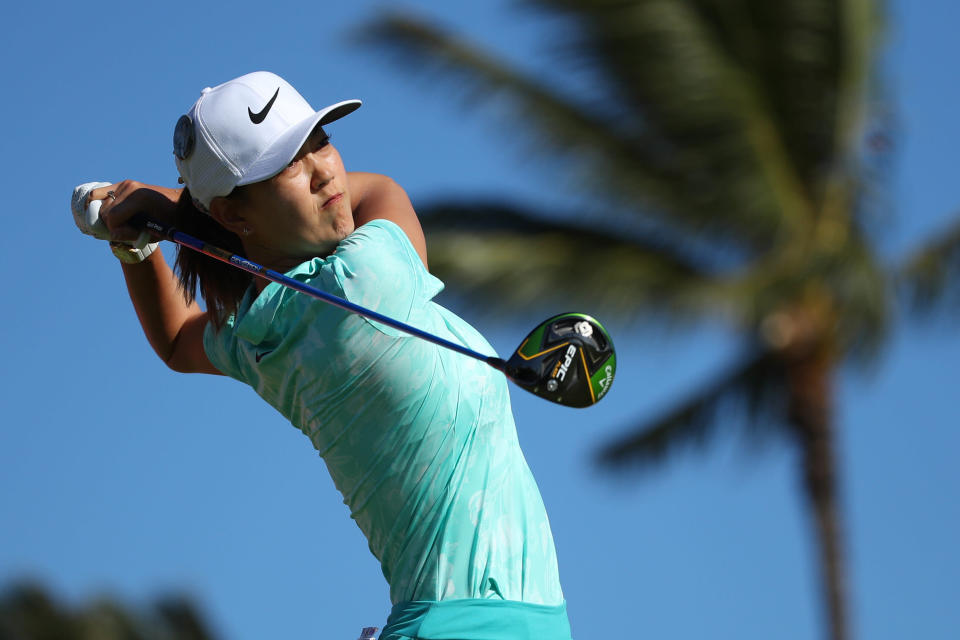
{"left": 138, "top": 217, "right": 507, "bottom": 372}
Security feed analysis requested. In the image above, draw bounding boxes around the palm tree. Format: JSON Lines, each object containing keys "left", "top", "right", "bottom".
{"left": 355, "top": 2, "right": 960, "bottom": 640}
{"left": 0, "top": 581, "right": 219, "bottom": 640}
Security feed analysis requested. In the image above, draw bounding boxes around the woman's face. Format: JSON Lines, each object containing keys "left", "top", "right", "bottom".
{"left": 221, "top": 126, "right": 355, "bottom": 270}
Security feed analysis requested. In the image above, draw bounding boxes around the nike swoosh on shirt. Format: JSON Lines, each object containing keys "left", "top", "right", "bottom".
{"left": 248, "top": 88, "right": 280, "bottom": 124}
{"left": 255, "top": 350, "right": 274, "bottom": 363}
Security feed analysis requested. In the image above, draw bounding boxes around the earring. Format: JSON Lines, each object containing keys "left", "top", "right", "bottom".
{"left": 242, "top": 227, "right": 251, "bottom": 236}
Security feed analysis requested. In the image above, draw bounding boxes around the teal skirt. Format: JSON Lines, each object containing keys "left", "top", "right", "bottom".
{"left": 380, "top": 599, "right": 572, "bottom": 640}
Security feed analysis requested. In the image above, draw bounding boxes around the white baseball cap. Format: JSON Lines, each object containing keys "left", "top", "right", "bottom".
{"left": 173, "top": 71, "right": 361, "bottom": 210}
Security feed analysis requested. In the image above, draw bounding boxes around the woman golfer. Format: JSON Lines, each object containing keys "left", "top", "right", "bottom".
{"left": 74, "top": 71, "right": 571, "bottom": 640}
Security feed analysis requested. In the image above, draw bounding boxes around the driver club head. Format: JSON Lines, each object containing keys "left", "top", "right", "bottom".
{"left": 505, "top": 313, "right": 616, "bottom": 408}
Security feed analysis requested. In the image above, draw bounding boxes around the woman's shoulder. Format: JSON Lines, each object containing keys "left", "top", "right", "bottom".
{"left": 346, "top": 172, "right": 428, "bottom": 267}
{"left": 333, "top": 219, "right": 420, "bottom": 275}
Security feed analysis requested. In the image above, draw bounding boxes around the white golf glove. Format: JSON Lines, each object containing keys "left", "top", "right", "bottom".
{"left": 71, "top": 182, "right": 158, "bottom": 263}
{"left": 71, "top": 181, "right": 112, "bottom": 240}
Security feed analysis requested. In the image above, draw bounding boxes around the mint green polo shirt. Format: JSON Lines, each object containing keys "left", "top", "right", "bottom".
{"left": 203, "top": 220, "right": 565, "bottom": 609}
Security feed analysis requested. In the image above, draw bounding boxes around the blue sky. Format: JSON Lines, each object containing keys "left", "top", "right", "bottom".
{"left": 1, "top": 1, "right": 957, "bottom": 639}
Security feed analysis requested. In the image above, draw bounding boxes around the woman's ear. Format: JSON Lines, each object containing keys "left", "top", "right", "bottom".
{"left": 208, "top": 196, "right": 248, "bottom": 236}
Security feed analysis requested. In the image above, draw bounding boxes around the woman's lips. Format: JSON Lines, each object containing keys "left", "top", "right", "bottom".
{"left": 322, "top": 193, "right": 343, "bottom": 208}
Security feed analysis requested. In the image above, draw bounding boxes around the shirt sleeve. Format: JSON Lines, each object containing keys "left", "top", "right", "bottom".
{"left": 318, "top": 219, "right": 443, "bottom": 337}
{"left": 202, "top": 315, "right": 244, "bottom": 380}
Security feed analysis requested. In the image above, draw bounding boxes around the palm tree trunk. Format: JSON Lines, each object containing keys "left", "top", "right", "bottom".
{"left": 787, "top": 345, "right": 850, "bottom": 640}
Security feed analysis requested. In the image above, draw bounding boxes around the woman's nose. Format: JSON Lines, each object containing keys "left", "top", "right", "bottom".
{"left": 307, "top": 153, "right": 333, "bottom": 191}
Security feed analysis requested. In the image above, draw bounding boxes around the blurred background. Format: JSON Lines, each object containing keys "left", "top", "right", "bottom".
{"left": 1, "top": 1, "right": 957, "bottom": 639}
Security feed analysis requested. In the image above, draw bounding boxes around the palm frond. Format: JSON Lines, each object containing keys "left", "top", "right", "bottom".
{"left": 524, "top": 0, "right": 882, "bottom": 213}
{"left": 419, "top": 199, "right": 738, "bottom": 321}
{"left": 0, "top": 582, "right": 75, "bottom": 639}
{"left": 897, "top": 214, "right": 960, "bottom": 315}
{"left": 353, "top": 11, "right": 787, "bottom": 250}
{"left": 522, "top": 0, "right": 815, "bottom": 236}
{"left": 597, "top": 348, "right": 788, "bottom": 470}
{"left": 0, "top": 582, "right": 220, "bottom": 640}
{"left": 830, "top": 237, "right": 891, "bottom": 360}
{"left": 154, "top": 596, "right": 219, "bottom": 640}
{"left": 833, "top": 0, "right": 886, "bottom": 165}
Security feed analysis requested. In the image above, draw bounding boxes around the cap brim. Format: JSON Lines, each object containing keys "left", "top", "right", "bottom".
{"left": 239, "top": 99, "right": 361, "bottom": 186}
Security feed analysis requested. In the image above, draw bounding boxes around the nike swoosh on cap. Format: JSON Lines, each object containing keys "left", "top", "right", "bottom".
{"left": 248, "top": 87, "right": 280, "bottom": 124}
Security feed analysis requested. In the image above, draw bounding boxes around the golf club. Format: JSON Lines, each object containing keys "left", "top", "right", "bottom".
{"left": 131, "top": 213, "right": 616, "bottom": 408}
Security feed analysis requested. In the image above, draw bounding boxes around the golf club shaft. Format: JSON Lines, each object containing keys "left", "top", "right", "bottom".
{"left": 134, "top": 215, "right": 508, "bottom": 373}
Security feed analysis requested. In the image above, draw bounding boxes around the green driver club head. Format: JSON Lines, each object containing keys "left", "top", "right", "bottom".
{"left": 504, "top": 313, "right": 616, "bottom": 408}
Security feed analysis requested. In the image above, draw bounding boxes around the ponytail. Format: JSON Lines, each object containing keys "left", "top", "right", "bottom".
{"left": 173, "top": 188, "right": 252, "bottom": 329}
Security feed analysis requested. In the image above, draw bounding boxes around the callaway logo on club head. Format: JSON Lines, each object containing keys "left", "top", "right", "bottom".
{"left": 597, "top": 365, "right": 614, "bottom": 399}
{"left": 248, "top": 87, "right": 280, "bottom": 124}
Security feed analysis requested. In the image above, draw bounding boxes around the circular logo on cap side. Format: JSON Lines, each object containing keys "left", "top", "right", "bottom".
{"left": 173, "top": 115, "right": 195, "bottom": 160}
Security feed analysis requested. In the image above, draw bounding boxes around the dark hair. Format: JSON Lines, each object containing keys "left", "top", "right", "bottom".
{"left": 173, "top": 188, "right": 252, "bottom": 329}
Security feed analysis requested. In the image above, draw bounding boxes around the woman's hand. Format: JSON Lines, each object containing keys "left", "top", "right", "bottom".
{"left": 86, "top": 181, "right": 182, "bottom": 244}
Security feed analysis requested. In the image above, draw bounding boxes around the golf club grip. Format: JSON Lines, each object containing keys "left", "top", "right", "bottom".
{"left": 131, "top": 214, "right": 508, "bottom": 371}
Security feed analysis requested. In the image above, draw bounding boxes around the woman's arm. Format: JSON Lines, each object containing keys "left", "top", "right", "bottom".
{"left": 348, "top": 172, "right": 428, "bottom": 268}
{"left": 91, "top": 181, "right": 221, "bottom": 375}
{"left": 119, "top": 251, "right": 220, "bottom": 374}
